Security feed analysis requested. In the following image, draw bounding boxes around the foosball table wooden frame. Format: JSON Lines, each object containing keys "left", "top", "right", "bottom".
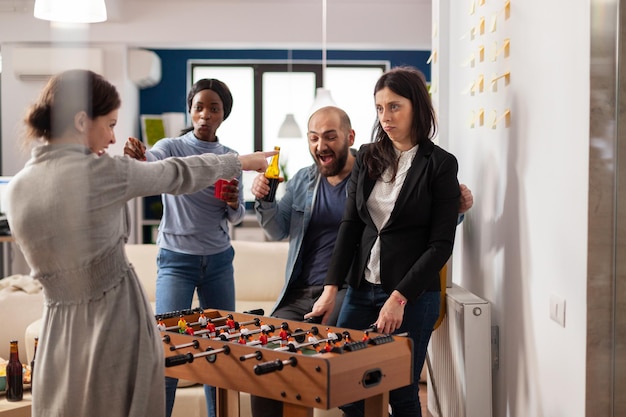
{"left": 158, "top": 308, "right": 413, "bottom": 417}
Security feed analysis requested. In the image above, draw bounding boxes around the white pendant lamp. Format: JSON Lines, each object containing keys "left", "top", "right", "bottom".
{"left": 34, "top": 0, "right": 108, "bottom": 23}
{"left": 310, "top": 88, "right": 336, "bottom": 113}
{"left": 310, "top": 0, "right": 336, "bottom": 113}
{"left": 278, "top": 114, "right": 302, "bottom": 138}
{"left": 278, "top": 49, "right": 303, "bottom": 138}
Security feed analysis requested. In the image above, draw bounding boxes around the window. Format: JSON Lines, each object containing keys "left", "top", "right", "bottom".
{"left": 191, "top": 61, "right": 387, "bottom": 202}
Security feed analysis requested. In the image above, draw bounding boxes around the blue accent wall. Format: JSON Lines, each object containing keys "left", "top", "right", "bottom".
{"left": 139, "top": 49, "right": 431, "bottom": 115}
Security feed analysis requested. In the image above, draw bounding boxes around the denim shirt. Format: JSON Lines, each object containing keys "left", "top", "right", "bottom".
{"left": 255, "top": 162, "right": 341, "bottom": 314}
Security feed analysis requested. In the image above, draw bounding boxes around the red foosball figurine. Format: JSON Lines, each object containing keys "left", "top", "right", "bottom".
{"left": 226, "top": 314, "right": 236, "bottom": 332}
{"left": 205, "top": 319, "right": 216, "bottom": 337}
{"left": 258, "top": 330, "right": 269, "bottom": 346}
{"left": 185, "top": 325, "right": 195, "bottom": 336}
{"left": 279, "top": 323, "right": 289, "bottom": 346}
{"left": 323, "top": 340, "right": 334, "bottom": 352}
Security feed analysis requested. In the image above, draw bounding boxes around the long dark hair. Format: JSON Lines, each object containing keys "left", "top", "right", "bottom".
{"left": 364, "top": 66, "right": 437, "bottom": 181}
{"left": 180, "top": 78, "right": 233, "bottom": 135}
{"left": 24, "top": 69, "right": 120, "bottom": 143}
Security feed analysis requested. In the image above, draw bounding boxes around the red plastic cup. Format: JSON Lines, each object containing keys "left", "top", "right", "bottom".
{"left": 214, "top": 179, "right": 229, "bottom": 200}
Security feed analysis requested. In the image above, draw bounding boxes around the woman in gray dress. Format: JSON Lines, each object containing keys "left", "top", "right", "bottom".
{"left": 4, "top": 69, "right": 273, "bottom": 417}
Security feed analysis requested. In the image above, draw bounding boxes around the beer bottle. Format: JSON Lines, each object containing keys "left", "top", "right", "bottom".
{"left": 30, "top": 337, "right": 38, "bottom": 385}
{"left": 6, "top": 340, "right": 23, "bottom": 401}
{"left": 262, "top": 146, "right": 281, "bottom": 202}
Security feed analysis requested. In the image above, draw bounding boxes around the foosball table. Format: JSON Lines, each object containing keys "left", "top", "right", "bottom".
{"left": 157, "top": 308, "right": 414, "bottom": 417}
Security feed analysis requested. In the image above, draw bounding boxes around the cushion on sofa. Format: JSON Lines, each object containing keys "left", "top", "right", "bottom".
{"left": 231, "top": 240, "right": 287, "bottom": 314}
{"left": 0, "top": 274, "right": 44, "bottom": 363}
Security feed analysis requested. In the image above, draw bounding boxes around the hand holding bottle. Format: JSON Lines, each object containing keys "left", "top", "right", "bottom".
{"left": 262, "top": 146, "right": 281, "bottom": 202}
{"left": 251, "top": 173, "right": 284, "bottom": 200}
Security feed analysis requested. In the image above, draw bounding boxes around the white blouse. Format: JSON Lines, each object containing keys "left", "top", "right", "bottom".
{"left": 364, "top": 145, "right": 418, "bottom": 284}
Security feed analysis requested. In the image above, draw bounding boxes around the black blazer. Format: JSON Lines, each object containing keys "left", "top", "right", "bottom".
{"left": 325, "top": 140, "right": 460, "bottom": 302}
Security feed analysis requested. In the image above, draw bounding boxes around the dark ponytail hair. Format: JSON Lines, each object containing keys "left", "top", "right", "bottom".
{"left": 364, "top": 66, "right": 437, "bottom": 181}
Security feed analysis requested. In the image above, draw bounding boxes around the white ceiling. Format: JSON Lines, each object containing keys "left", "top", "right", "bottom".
{"left": 0, "top": 0, "right": 429, "bottom": 14}
{"left": 0, "top": 0, "right": 433, "bottom": 50}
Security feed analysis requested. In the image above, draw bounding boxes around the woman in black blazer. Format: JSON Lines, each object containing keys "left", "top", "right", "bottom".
{"left": 308, "top": 66, "right": 460, "bottom": 417}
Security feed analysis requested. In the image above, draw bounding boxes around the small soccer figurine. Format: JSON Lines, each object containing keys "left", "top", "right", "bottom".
{"left": 205, "top": 319, "right": 216, "bottom": 337}
{"left": 326, "top": 327, "right": 338, "bottom": 341}
{"left": 323, "top": 340, "right": 334, "bottom": 352}
{"left": 279, "top": 323, "right": 289, "bottom": 346}
{"left": 156, "top": 318, "right": 166, "bottom": 331}
{"left": 198, "top": 313, "right": 208, "bottom": 327}
{"left": 226, "top": 314, "right": 236, "bottom": 331}
{"left": 362, "top": 330, "right": 370, "bottom": 342}
{"left": 178, "top": 315, "right": 187, "bottom": 334}
{"left": 259, "top": 330, "right": 269, "bottom": 346}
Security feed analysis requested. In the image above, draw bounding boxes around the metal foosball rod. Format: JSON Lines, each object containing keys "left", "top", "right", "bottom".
{"left": 165, "top": 345, "right": 231, "bottom": 367}
{"left": 239, "top": 350, "right": 263, "bottom": 362}
{"left": 169, "top": 339, "right": 200, "bottom": 351}
{"left": 218, "top": 325, "right": 267, "bottom": 341}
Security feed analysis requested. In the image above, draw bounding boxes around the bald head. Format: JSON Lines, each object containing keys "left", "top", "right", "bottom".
{"left": 308, "top": 106, "right": 352, "bottom": 134}
{"left": 306, "top": 106, "right": 355, "bottom": 180}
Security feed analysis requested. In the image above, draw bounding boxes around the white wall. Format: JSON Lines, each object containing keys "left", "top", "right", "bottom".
{"left": 0, "top": 43, "right": 138, "bottom": 175}
{"left": 435, "top": 1, "right": 589, "bottom": 416}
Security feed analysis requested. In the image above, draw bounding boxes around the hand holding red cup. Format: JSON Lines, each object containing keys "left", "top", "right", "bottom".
{"left": 214, "top": 179, "right": 238, "bottom": 204}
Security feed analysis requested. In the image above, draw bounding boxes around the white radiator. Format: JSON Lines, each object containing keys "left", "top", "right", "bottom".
{"left": 427, "top": 284, "right": 493, "bottom": 417}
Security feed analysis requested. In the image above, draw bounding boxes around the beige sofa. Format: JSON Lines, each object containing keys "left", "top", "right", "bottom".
{"left": 10, "top": 240, "right": 340, "bottom": 417}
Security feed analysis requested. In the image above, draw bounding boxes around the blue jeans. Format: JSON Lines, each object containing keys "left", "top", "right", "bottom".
{"left": 156, "top": 247, "right": 236, "bottom": 417}
{"left": 337, "top": 283, "right": 440, "bottom": 417}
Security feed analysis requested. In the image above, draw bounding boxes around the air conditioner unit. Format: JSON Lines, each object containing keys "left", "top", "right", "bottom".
{"left": 128, "top": 49, "right": 161, "bottom": 89}
{"left": 13, "top": 46, "right": 104, "bottom": 81}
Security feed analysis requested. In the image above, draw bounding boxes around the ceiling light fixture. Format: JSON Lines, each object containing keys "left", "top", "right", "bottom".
{"left": 34, "top": 0, "right": 108, "bottom": 23}
{"left": 277, "top": 114, "right": 302, "bottom": 138}
{"left": 310, "top": 0, "right": 336, "bottom": 113}
{"left": 278, "top": 49, "right": 303, "bottom": 138}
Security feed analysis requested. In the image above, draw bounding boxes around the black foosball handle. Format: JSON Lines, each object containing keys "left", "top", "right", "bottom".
{"left": 253, "top": 357, "right": 297, "bottom": 375}
{"left": 254, "top": 359, "right": 283, "bottom": 375}
{"left": 165, "top": 352, "right": 194, "bottom": 367}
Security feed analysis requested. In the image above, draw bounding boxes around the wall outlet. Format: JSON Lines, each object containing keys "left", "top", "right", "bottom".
{"left": 550, "top": 294, "right": 566, "bottom": 327}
